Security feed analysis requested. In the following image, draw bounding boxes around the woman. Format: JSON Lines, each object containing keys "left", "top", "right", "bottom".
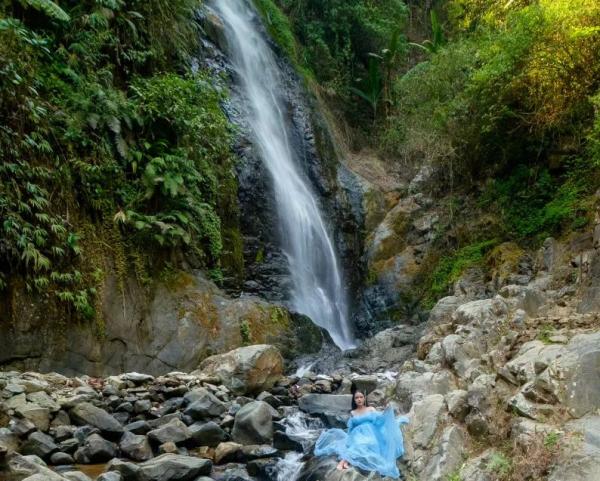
{"left": 314, "top": 389, "right": 408, "bottom": 478}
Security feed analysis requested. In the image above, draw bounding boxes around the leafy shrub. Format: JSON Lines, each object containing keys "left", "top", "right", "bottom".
{"left": 0, "top": 0, "right": 236, "bottom": 318}
{"left": 273, "top": 0, "right": 408, "bottom": 96}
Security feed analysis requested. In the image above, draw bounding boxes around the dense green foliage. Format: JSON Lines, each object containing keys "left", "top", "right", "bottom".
{"left": 0, "top": 0, "right": 236, "bottom": 317}
{"left": 269, "top": 0, "right": 408, "bottom": 97}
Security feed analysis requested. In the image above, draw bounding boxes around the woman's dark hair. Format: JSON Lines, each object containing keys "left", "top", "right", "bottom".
{"left": 351, "top": 385, "right": 368, "bottom": 410}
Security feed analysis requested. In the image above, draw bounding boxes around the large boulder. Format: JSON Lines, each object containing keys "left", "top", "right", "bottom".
{"left": 70, "top": 403, "right": 123, "bottom": 440}
{"left": 536, "top": 332, "right": 600, "bottom": 417}
{"left": 548, "top": 416, "right": 600, "bottom": 481}
{"left": 232, "top": 401, "right": 275, "bottom": 445}
{"left": 194, "top": 345, "right": 283, "bottom": 395}
{"left": 183, "top": 388, "right": 226, "bottom": 419}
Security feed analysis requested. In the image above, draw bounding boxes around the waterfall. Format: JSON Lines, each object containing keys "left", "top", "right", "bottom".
{"left": 211, "top": 0, "right": 355, "bottom": 349}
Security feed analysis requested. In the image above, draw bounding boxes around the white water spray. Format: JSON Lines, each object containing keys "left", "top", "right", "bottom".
{"left": 211, "top": 0, "right": 355, "bottom": 349}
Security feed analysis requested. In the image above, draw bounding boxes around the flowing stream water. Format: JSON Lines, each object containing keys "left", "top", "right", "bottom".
{"left": 211, "top": 0, "right": 355, "bottom": 349}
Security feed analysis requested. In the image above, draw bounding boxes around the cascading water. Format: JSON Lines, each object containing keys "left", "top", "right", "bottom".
{"left": 211, "top": 0, "right": 355, "bottom": 349}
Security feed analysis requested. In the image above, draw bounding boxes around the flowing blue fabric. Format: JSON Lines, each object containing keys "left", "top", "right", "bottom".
{"left": 314, "top": 407, "right": 408, "bottom": 478}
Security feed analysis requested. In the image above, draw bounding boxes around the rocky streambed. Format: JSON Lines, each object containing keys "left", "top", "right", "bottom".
{"left": 0, "top": 343, "right": 398, "bottom": 481}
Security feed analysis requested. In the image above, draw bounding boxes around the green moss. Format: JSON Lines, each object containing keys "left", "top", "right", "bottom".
{"left": 423, "top": 239, "right": 499, "bottom": 308}
{"left": 253, "top": 0, "right": 298, "bottom": 63}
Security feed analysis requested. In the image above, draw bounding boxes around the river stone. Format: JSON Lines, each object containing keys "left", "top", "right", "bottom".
{"left": 75, "top": 433, "right": 116, "bottom": 463}
{"left": 16, "top": 404, "right": 50, "bottom": 432}
{"left": 26, "top": 391, "right": 60, "bottom": 413}
{"left": 49, "top": 451, "right": 74, "bottom": 465}
{"left": 70, "top": 403, "right": 123, "bottom": 440}
{"left": 190, "top": 421, "right": 228, "bottom": 447}
{"left": 232, "top": 401, "right": 274, "bottom": 445}
{"left": 195, "top": 345, "right": 283, "bottom": 395}
{"left": 297, "top": 455, "right": 367, "bottom": 481}
{"left": 119, "top": 431, "right": 153, "bottom": 461}
{"left": 21, "top": 431, "right": 58, "bottom": 459}
{"left": 148, "top": 418, "right": 191, "bottom": 445}
{"left": 184, "top": 388, "right": 226, "bottom": 419}
{"left": 123, "top": 453, "right": 212, "bottom": 481}
{"left": 125, "top": 420, "right": 151, "bottom": 435}
{"left": 214, "top": 441, "right": 243, "bottom": 464}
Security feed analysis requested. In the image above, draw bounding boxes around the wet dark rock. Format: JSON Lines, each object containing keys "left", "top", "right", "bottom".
{"left": 246, "top": 458, "right": 279, "bottom": 481}
{"left": 273, "top": 430, "right": 302, "bottom": 451}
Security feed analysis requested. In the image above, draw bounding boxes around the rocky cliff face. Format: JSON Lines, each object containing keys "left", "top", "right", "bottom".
{"left": 0, "top": 270, "right": 322, "bottom": 377}
{"left": 197, "top": 8, "right": 366, "bottom": 316}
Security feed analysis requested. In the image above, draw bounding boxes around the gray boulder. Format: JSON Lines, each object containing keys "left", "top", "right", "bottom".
{"left": 549, "top": 416, "right": 600, "bottom": 481}
{"left": 21, "top": 431, "right": 58, "bottom": 459}
{"left": 147, "top": 418, "right": 191, "bottom": 445}
{"left": 190, "top": 421, "right": 228, "bottom": 447}
{"left": 232, "top": 401, "right": 274, "bottom": 445}
{"left": 70, "top": 403, "right": 123, "bottom": 440}
{"left": 538, "top": 332, "right": 600, "bottom": 417}
{"left": 109, "top": 453, "right": 212, "bottom": 481}
{"left": 195, "top": 345, "right": 283, "bottom": 395}
{"left": 298, "top": 394, "right": 351, "bottom": 418}
{"left": 183, "top": 388, "right": 226, "bottom": 419}
{"left": 119, "top": 431, "right": 153, "bottom": 461}
{"left": 74, "top": 433, "right": 116, "bottom": 463}
{"left": 5, "top": 453, "right": 67, "bottom": 481}
{"left": 16, "top": 404, "right": 50, "bottom": 432}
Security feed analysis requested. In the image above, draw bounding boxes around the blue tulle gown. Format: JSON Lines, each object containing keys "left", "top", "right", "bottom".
{"left": 314, "top": 407, "right": 408, "bottom": 479}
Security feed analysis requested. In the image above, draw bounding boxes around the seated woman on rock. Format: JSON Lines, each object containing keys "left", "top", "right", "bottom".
{"left": 314, "top": 387, "right": 408, "bottom": 479}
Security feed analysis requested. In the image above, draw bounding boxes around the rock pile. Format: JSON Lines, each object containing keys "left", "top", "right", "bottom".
{"left": 0, "top": 345, "right": 305, "bottom": 481}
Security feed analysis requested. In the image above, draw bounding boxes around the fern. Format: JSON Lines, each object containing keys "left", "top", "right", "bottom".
{"left": 18, "top": 0, "right": 70, "bottom": 22}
